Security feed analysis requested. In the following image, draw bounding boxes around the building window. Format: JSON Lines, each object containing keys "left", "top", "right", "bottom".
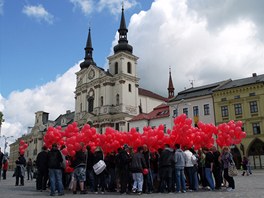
{"left": 115, "top": 62, "right": 118, "bottom": 74}
{"left": 128, "top": 84, "right": 132, "bottom": 92}
{"left": 116, "top": 94, "right": 120, "bottom": 105}
{"left": 100, "top": 96, "right": 104, "bottom": 106}
{"left": 115, "top": 123, "right": 120, "bottom": 131}
{"left": 193, "top": 106, "right": 199, "bottom": 117}
{"left": 173, "top": 109, "right": 178, "bottom": 117}
{"left": 88, "top": 97, "right": 94, "bottom": 113}
{"left": 234, "top": 103, "right": 242, "bottom": 115}
{"left": 221, "top": 98, "right": 227, "bottom": 101}
{"left": 249, "top": 92, "right": 256, "bottom": 96}
{"left": 34, "top": 138, "right": 37, "bottom": 144}
{"left": 80, "top": 103, "right": 82, "bottom": 112}
{"left": 204, "top": 104, "right": 210, "bottom": 115}
{"left": 136, "top": 127, "right": 139, "bottom": 132}
{"left": 252, "top": 123, "right": 261, "bottom": 135}
{"left": 234, "top": 95, "right": 240, "bottom": 99}
{"left": 183, "top": 108, "right": 188, "bottom": 117}
{"left": 221, "top": 106, "right": 228, "bottom": 117}
{"left": 164, "top": 124, "right": 167, "bottom": 133}
{"left": 249, "top": 101, "right": 258, "bottom": 113}
{"left": 127, "top": 62, "right": 132, "bottom": 74}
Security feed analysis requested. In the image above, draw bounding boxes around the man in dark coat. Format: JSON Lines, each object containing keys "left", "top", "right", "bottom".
{"left": 47, "top": 143, "right": 64, "bottom": 196}
{"left": 119, "top": 144, "right": 132, "bottom": 194}
{"left": 159, "top": 144, "right": 174, "bottom": 193}
{"left": 36, "top": 145, "right": 49, "bottom": 191}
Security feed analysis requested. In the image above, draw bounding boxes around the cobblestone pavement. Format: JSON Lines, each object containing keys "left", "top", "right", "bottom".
{"left": 0, "top": 170, "right": 264, "bottom": 198}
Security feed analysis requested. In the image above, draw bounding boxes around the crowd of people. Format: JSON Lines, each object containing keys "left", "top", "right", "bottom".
{"left": 17, "top": 142, "right": 244, "bottom": 196}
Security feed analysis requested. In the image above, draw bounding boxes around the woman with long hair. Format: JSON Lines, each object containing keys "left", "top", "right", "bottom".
{"left": 221, "top": 147, "right": 235, "bottom": 192}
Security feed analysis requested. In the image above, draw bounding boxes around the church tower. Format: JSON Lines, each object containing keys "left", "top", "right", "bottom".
{"left": 168, "top": 68, "right": 175, "bottom": 99}
{"left": 74, "top": 6, "right": 140, "bottom": 133}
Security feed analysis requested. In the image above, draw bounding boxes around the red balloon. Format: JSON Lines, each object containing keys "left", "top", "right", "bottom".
{"left": 143, "top": 168, "right": 149, "bottom": 175}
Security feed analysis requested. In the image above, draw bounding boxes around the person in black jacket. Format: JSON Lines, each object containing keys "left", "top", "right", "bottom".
{"left": 47, "top": 143, "right": 64, "bottom": 196}
{"left": 130, "top": 146, "right": 147, "bottom": 195}
{"left": 85, "top": 145, "right": 95, "bottom": 192}
{"left": 159, "top": 144, "right": 174, "bottom": 193}
{"left": 15, "top": 152, "right": 26, "bottom": 186}
{"left": 119, "top": 144, "right": 132, "bottom": 194}
{"left": 36, "top": 146, "right": 49, "bottom": 191}
{"left": 70, "top": 145, "right": 87, "bottom": 194}
{"left": 105, "top": 151, "right": 117, "bottom": 192}
{"left": 93, "top": 146, "right": 106, "bottom": 194}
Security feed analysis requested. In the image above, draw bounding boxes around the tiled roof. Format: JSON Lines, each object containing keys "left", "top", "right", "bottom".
{"left": 129, "top": 103, "right": 169, "bottom": 122}
{"left": 215, "top": 73, "right": 264, "bottom": 91}
{"left": 138, "top": 87, "right": 167, "bottom": 101}
{"left": 169, "top": 80, "right": 230, "bottom": 102}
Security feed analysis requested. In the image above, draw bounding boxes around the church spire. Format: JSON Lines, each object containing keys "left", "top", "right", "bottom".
{"left": 80, "top": 27, "right": 96, "bottom": 69}
{"left": 168, "top": 67, "right": 175, "bottom": 99}
{"left": 113, "top": 5, "right": 133, "bottom": 54}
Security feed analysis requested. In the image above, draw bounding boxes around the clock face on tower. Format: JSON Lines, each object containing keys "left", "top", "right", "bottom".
{"left": 88, "top": 69, "right": 95, "bottom": 79}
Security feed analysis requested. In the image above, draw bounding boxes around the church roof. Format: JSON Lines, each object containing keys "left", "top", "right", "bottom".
{"left": 129, "top": 103, "right": 169, "bottom": 122}
{"left": 138, "top": 88, "right": 167, "bottom": 102}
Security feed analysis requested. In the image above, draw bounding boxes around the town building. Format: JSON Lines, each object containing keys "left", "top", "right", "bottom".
{"left": 9, "top": 110, "right": 74, "bottom": 170}
{"left": 213, "top": 73, "right": 264, "bottom": 168}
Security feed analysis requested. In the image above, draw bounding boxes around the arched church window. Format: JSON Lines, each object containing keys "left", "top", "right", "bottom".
{"left": 127, "top": 62, "right": 132, "bottom": 74}
{"left": 115, "top": 62, "right": 118, "bottom": 74}
{"left": 100, "top": 96, "right": 104, "bottom": 106}
{"left": 88, "top": 97, "right": 94, "bottom": 113}
{"left": 116, "top": 94, "right": 120, "bottom": 105}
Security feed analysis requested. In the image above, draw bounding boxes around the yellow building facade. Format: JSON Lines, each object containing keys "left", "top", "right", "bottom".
{"left": 213, "top": 73, "right": 264, "bottom": 168}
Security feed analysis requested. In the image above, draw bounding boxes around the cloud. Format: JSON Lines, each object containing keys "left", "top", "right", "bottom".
{"left": 69, "top": 0, "right": 94, "bottom": 15}
{"left": 0, "top": 63, "right": 79, "bottom": 140}
{"left": 22, "top": 4, "right": 54, "bottom": 24}
{"left": 118, "top": 0, "right": 264, "bottom": 96}
{"left": 0, "top": 0, "right": 3, "bottom": 15}
{"left": 69, "top": 0, "right": 137, "bottom": 16}
{"left": 186, "top": 0, "right": 264, "bottom": 39}
{"left": 97, "top": 0, "right": 138, "bottom": 15}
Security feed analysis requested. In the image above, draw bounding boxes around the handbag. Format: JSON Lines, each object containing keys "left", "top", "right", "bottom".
{"left": 93, "top": 160, "right": 106, "bottom": 175}
{"left": 228, "top": 162, "right": 238, "bottom": 177}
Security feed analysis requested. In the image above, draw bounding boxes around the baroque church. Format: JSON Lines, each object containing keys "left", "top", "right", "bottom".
{"left": 74, "top": 7, "right": 172, "bottom": 133}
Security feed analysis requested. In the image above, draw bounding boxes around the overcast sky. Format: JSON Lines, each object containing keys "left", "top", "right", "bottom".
{"left": 1, "top": 0, "right": 264, "bottom": 148}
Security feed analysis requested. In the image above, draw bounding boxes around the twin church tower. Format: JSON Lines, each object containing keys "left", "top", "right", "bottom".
{"left": 74, "top": 7, "right": 174, "bottom": 133}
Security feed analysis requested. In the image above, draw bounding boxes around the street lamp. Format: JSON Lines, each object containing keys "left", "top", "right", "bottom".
{"left": 0, "top": 135, "right": 14, "bottom": 153}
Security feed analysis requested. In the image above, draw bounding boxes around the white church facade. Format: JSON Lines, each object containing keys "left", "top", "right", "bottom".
{"left": 74, "top": 7, "right": 167, "bottom": 133}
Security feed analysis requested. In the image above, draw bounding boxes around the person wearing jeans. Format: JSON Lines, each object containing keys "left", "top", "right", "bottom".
{"left": 203, "top": 147, "right": 215, "bottom": 191}
{"left": 174, "top": 144, "right": 186, "bottom": 193}
{"left": 47, "top": 143, "right": 64, "bottom": 196}
{"left": 221, "top": 147, "right": 235, "bottom": 191}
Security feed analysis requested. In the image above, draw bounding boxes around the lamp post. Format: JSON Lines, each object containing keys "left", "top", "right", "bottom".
{"left": 0, "top": 135, "right": 14, "bottom": 153}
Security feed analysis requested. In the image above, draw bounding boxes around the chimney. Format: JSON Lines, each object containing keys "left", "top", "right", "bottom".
{"left": 252, "top": 73, "right": 257, "bottom": 77}
{"left": 66, "top": 110, "right": 71, "bottom": 114}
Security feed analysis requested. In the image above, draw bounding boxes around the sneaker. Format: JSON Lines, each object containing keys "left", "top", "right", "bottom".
{"left": 101, "top": 191, "right": 105, "bottom": 194}
{"left": 182, "top": 190, "right": 186, "bottom": 193}
{"left": 132, "top": 189, "right": 137, "bottom": 193}
{"left": 226, "top": 187, "right": 233, "bottom": 192}
{"left": 94, "top": 191, "right": 98, "bottom": 194}
{"left": 137, "top": 191, "right": 142, "bottom": 195}
{"left": 58, "top": 192, "right": 64, "bottom": 196}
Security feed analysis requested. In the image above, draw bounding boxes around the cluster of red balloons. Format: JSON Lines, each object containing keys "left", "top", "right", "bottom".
{"left": 43, "top": 114, "right": 247, "bottom": 157}
{"left": 216, "top": 120, "right": 246, "bottom": 147}
{"left": 19, "top": 140, "right": 28, "bottom": 155}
